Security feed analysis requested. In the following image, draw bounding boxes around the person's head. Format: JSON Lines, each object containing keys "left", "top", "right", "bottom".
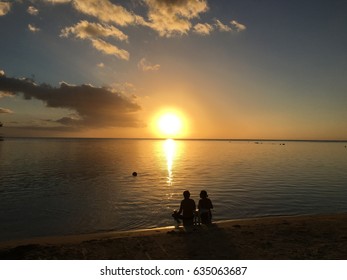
{"left": 183, "top": 190, "right": 190, "bottom": 199}
{"left": 200, "top": 190, "right": 208, "bottom": 198}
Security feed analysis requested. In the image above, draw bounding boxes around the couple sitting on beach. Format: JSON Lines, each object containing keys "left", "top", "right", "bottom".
{"left": 172, "top": 190, "right": 213, "bottom": 227}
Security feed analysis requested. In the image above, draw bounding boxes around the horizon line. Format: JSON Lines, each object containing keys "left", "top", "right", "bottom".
{"left": 2, "top": 136, "right": 347, "bottom": 143}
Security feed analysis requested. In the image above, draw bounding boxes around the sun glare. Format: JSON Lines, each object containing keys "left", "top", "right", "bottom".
{"left": 157, "top": 113, "right": 182, "bottom": 137}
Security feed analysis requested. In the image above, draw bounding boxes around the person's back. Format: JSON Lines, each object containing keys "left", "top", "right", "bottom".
{"left": 180, "top": 197, "right": 196, "bottom": 218}
{"left": 198, "top": 190, "right": 213, "bottom": 224}
{"left": 178, "top": 190, "right": 196, "bottom": 226}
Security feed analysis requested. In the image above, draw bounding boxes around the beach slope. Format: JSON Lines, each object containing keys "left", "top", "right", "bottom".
{"left": 1, "top": 214, "right": 347, "bottom": 260}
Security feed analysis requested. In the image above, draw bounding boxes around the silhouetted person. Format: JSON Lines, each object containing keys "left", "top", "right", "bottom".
{"left": 172, "top": 190, "right": 196, "bottom": 227}
{"left": 198, "top": 190, "right": 213, "bottom": 224}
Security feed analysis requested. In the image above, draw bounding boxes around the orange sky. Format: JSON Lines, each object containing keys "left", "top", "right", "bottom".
{"left": 1, "top": 0, "right": 347, "bottom": 140}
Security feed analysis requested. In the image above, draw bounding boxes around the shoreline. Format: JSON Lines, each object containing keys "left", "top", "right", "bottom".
{"left": 1, "top": 213, "right": 347, "bottom": 259}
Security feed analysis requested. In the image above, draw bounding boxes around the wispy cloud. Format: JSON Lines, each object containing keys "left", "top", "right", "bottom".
{"left": 137, "top": 58, "right": 160, "bottom": 72}
{"left": 61, "top": 20, "right": 128, "bottom": 41}
{"left": 90, "top": 38, "right": 129, "bottom": 60}
{"left": 193, "top": 23, "right": 214, "bottom": 36}
{"left": 61, "top": 20, "right": 129, "bottom": 60}
{"left": 0, "top": 1, "right": 11, "bottom": 16}
{"left": 214, "top": 19, "right": 246, "bottom": 33}
{"left": 231, "top": 20, "right": 246, "bottom": 32}
{"left": 28, "top": 1, "right": 246, "bottom": 59}
{"left": 27, "top": 6, "right": 39, "bottom": 16}
{"left": 72, "top": 0, "right": 138, "bottom": 26}
{"left": 214, "top": 19, "right": 232, "bottom": 32}
{"left": 0, "top": 74, "right": 142, "bottom": 128}
{"left": 28, "top": 24, "right": 40, "bottom": 33}
{"left": 42, "top": 0, "right": 71, "bottom": 3}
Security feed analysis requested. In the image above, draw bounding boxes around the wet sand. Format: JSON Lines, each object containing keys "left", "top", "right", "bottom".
{"left": 1, "top": 213, "right": 347, "bottom": 260}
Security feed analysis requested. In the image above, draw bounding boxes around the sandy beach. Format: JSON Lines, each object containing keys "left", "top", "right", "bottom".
{"left": 1, "top": 213, "right": 347, "bottom": 260}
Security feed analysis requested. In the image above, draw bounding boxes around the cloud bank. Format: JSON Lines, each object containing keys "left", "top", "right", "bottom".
{"left": 0, "top": 74, "right": 142, "bottom": 128}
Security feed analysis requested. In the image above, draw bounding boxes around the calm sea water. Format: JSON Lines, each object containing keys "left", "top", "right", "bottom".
{"left": 0, "top": 138, "right": 346, "bottom": 242}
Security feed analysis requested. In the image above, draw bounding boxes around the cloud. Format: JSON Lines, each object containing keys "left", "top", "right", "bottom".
{"left": 0, "top": 75, "right": 142, "bottom": 128}
{"left": 0, "top": 107, "right": 13, "bottom": 114}
{"left": 143, "top": 0, "right": 209, "bottom": 37}
{"left": 28, "top": 24, "right": 40, "bottom": 33}
{"left": 214, "top": 19, "right": 246, "bottom": 33}
{"left": 61, "top": 20, "right": 128, "bottom": 41}
{"left": 27, "top": 6, "right": 39, "bottom": 15}
{"left": 214, "top": 19, "right": 232, "bottom": 32}
{"left": 193, "top": 22, "right": 213, "bottom": 35}
{"left": 90, "top": 38, "right": 129, "bottom": 60}
{"left": 231, "top": 20, "right": 246, "bottom": 32}
{"left": 24, "top": 1, "right": 245, "bottom": 60}
{"left": 72, "top": 0, "right": 138, "bottom": 26}
{"left": 61, "top": 20, "right": 129, "bottom": 60}
{"left": 0, "top": 71, "right": 13, "bottom": 97}
{"left": 137, "top": 58, "right": 160, "bottom": 72}
{"left": 112, "top": 82, "right": 136, "bottom": 95}
{"left": 97, "top": 62, "right": 105, "bottom": 68}
{"left": 42, "top": 0, "right": 71, "bottom": 3}
{"left": 0, "top": 1, "right": 11, "bottom": 16}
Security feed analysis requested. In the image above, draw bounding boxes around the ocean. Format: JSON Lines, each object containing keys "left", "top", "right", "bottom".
{"left": 0, "top": 138, "right": 346, "bottom": 242}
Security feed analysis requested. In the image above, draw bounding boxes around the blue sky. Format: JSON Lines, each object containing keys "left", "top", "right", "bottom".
{"left": 0, "top": 0, "right": 346, "bottom": 139}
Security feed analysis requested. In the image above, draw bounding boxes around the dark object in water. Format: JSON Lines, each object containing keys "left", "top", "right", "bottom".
{"left": 132, "top": 172, "right": 137, "bottom": 176}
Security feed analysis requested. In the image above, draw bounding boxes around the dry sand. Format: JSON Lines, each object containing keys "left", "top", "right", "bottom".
{"left": 1, "top": 213, "right": 347, "bottom": 260}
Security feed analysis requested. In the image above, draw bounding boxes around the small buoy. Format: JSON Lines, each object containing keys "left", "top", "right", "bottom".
{"left": 132, "top": 172, "right": 137, "bottom": 176}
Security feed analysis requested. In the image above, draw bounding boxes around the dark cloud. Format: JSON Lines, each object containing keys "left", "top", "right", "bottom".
{"left": 0, "top": 74, "right": 143, "bottom": 128}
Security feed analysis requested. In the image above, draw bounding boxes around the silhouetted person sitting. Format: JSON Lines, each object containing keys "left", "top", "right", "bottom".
{"left": 198, "top": 190, "right": 213, "bottom": 224}
{"left": 172, "top": 190, "right": 196, "bottom": 227}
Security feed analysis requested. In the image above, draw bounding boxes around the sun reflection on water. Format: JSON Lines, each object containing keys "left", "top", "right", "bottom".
{"left": 163, "top": 139, "right": 176, "bottom": 186}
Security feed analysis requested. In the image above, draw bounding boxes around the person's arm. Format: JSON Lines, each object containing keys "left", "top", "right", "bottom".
{"left": 178, "top": 201, "right": 183, "bottom": 215}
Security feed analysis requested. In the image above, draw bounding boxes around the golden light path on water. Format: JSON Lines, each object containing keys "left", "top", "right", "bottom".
{"left": 163, "top": 139, "right": 176, "bottom": 186}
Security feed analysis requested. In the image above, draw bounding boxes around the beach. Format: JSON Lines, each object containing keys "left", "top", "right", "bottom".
{"left": 1, "top": 213, "right": 347, "bottom": 260}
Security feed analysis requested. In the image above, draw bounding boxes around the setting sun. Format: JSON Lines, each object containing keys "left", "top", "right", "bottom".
{"left": 158, "top": 113, "right": 182, "bottom": 137}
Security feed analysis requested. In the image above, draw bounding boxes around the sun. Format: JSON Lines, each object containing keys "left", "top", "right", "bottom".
{"left": 157, "top": 113, "right": 183, "bottom": 137}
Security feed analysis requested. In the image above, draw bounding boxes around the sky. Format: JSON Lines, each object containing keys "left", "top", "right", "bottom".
{"left": 0, "top": 0, "right": 346, "bottom": 140}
